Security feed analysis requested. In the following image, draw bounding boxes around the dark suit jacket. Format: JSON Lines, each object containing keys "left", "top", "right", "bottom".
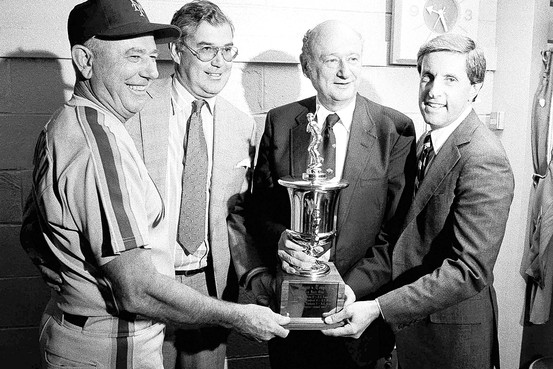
{"left": 375, "top": 111, "right": 514, "bottom": 369}
{"left": 253, "top": 94, "right": 415, "bottom": 285}
{"left": 251, "top": 94, "right": 416, "bottom": 364}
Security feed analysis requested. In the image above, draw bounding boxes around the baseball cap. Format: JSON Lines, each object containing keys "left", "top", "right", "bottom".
{"left": 68, "top": 0, "right": 181, "bottom": 46}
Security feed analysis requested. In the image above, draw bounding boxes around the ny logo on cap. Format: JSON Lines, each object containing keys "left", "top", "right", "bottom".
{"left": 130, "top": 0, "right": 145, "bottom": 17}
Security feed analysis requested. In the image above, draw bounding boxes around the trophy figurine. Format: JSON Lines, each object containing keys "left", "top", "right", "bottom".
{"left": 276, "top": 112, "right": 349, "bottom": 329}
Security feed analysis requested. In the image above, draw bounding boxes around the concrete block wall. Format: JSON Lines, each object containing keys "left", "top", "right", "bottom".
{"left": 0, "top": 0, "right": 501, "bottom": 368}
{"left": 0, "top": 55, "right": 65, "bottom": 369}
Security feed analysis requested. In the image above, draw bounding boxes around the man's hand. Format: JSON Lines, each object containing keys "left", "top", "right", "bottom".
{"left": 322, "top": 284, "right": 356, "bottom": 316}
{"left": 249, "top": 271, "right": 276, "bottom": 310}
{"left": 321, "top": 300, "right": 380, "bottom": 339}
{"left": 277, "top": 230, "right": 316, "bottom": 274}
{"left": 343, "top": 284, "right": 356, "bottom": 306}
{"left": 38, "top": 264, "right": 63, "bottom": 292}
{"left": 234, "top": 304, "right": 290, "bottom": 341}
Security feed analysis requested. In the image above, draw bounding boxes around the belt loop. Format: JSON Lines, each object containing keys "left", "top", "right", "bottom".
{"left": 175, "top": 267, "right": 206, "bottom": 276}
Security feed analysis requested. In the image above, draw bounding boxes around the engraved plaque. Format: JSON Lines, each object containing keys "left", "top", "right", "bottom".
{"left": 277, "top": 262, "right": 346, "bottom": 330}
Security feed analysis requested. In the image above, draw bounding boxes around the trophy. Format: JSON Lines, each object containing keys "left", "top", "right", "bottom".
{"left": 276, "top": 112, "right": 349, "bottom": 330}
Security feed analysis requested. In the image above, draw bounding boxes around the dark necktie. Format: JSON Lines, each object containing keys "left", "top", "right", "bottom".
{"left": 321, "top": 113, "right": 340, "bottom": 179}
{"left": 177, "top": 99, "right": 207, "bottom": 254}
{"left": 415, "top": 133, "right": 434, "bottom": 193}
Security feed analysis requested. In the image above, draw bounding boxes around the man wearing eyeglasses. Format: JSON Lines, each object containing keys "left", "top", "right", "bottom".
{"left": 130, "top": 1, "right": 273, "bottom": 368}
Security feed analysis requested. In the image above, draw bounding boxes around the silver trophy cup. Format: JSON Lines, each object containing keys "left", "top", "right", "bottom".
{"left": 276, "top": 112, "right": 348, "bottom": 329}
{"left": 278, "top": 178, "right": 348, "bottom": 276}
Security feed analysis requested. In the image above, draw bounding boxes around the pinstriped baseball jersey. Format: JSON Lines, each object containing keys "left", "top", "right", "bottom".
{"left": 32, "top": 95, "right": 170, "bottom": 317}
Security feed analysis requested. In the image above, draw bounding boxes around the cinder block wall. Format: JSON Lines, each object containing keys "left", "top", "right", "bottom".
{"left": 0, "top": 1, "right": 518, "bottom": 368}
{"left": 0, "top": 54, "right": 70, "bottom": 368}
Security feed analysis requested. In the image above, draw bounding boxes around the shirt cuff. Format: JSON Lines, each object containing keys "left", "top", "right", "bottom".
{"left": 243, "top": 266, "right": 270, "bottom": 289}
{"left": 375, "top": 298, "right": 385, "bottom": 320}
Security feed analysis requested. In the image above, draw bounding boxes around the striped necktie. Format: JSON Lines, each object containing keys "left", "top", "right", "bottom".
{"left": 415, "top": 133, "right": 434, "bottom": 193}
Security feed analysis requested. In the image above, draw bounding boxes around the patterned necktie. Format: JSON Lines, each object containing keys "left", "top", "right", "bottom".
{"left": 178, "top": 99, "right": 207, "bottom": 254}
{"left": 415, "top": 133, "right": 434, "bottom": 193}
{"left": 321, "top": 113, "right": 340, "bottom": 179}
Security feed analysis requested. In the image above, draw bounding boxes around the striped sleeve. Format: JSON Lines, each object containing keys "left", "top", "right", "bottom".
{"left": 77, "top": 106, "right": 149, "bottom": 256}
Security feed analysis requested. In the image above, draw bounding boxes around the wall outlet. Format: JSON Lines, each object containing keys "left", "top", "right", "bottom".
{"left": 489, "top": 111, "right": 505, "bottom": 130}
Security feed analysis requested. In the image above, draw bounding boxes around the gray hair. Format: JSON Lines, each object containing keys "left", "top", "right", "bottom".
{"left": 83, "top": 37, "right": 104, "bottom": 57}
{"left": 71, "top": 37, "right": 105, "bottom": 80}
{"left": 299, "top": 28, "right": 315, "bottom": 77}
{"left": 171, "top": 0, "right": 234, "bottom": 49}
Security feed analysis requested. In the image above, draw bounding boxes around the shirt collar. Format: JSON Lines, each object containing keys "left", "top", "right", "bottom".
{"left": 315, "top": 97, "right": 356, "bottom": 133}
{"left": 171, "top": 76, "right": 215, "bottom": 115}
{"left": 428, "top": 105, "right": 472, "bottom": 154}
{"left": 68, "top": 94, "right": 121, "bottom": 123}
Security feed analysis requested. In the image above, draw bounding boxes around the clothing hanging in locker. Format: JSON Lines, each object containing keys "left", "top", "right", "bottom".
{"left": 521, "top": 49, "right": 553, "bottom": 324}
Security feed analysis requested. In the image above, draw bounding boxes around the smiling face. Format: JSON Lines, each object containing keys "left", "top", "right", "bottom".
{"left": 418, "top": 51, "right": 481, "bottom": 129}
{"left": 304, "top": 21, "right": 363, "bottom": 111}
{"left": 89, "top": 35, "right": 159, "bottom": 121}
{"left": 172, "top": 21, "right": 233, "bottom": 99}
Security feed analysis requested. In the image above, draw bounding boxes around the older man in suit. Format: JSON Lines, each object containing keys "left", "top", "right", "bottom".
{"left": 250, "top": 20, "right": 416, "bottom": 369}
{"left": 324, "top": 34, "right": 514, "bottom": 369}
{"left": 133, "top": 3, "right": 280, "bottom": 368}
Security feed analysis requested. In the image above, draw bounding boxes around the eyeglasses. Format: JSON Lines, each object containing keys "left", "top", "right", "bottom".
{"left": 182, "top": 43, "right": 239, "bottom": 62}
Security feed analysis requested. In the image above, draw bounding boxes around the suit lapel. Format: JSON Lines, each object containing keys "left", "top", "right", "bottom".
{"left": 290, "top": 99, "right": 315, "bottom": 178}
{"left": 211, "top": 97, "right": 235, "bottom": 198}
{"left": 403, "top": 110, "right": 479, "bottom": 228}
{"left": 338, "top": 95, "right": 378, "bottom": 228}
{"left": 407, "top": 137, "right": 461, "bottom": 221}
{"left": 140, "top": 78, "right": 172, "bottom": 201}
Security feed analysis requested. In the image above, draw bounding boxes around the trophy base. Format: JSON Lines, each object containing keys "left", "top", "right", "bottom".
{"left": 277, "top": 262, "right": 346, "bottom": 330}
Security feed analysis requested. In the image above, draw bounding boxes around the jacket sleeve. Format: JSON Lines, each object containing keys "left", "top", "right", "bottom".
{"left": 344, "top": 115, "right": 416, "bottom": 299}
{"left": 228, "top": 114, "right": 264, "bottom": 283}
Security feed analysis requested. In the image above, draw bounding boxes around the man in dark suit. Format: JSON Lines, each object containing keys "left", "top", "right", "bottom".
{"left": 324, "top": 34, "right": 514, "bottom": 369}
{"left": 250, "top": 20, "right": 416, "bottom": 369}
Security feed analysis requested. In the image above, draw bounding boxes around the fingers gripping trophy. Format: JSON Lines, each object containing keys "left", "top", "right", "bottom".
{"left": 277, "top": 113, "right": 348, "bottom": 329}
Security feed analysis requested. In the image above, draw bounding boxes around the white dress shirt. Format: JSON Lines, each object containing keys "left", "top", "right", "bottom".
{"left": 315, "top": 98, "right": 355, "bottom": 181}
{"left": 428, "top": 105, "right": 472, "bottom": 155}
{"left": 168, "top": 77, "right": 216, "bottom": 271}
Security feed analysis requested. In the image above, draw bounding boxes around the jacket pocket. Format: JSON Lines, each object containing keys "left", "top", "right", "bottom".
{"left": 234, "top": 157, "right": 252, "bottom": 169}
